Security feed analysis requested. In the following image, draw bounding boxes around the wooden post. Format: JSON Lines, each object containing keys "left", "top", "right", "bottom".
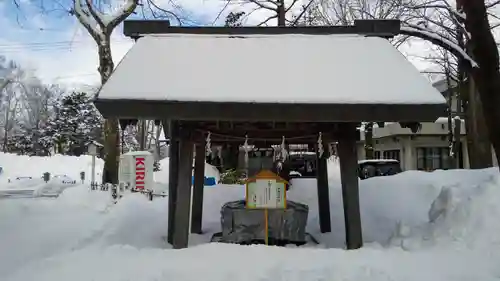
{"left": 172, "top": 124, "right": 194, "bottom": 249}
{"left": 165, "top": 120, "right": 179, "bottom": 245}
{"left": 338, "top": 123, "right": 363, "bottom": 250}
{"left": 139, "top": 120, "right": 147, "bottom": 150}
{"left": 316, "top": 141, "right": 331, "bottom": 233}
{"left": 191, "top": 140, "right": 206, "bottom": 234}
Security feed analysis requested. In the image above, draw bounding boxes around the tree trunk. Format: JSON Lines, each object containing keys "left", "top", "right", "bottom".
{"left": 460, "top": 1, "right": 500, "bottom": 169}
{"left": 364, "top": 122, "right": 374, "bottom": 159}
{"left": 222, "top": 144, "right": 239, "bottom": 171}
{"left": 462, "top": 76, "right": 492, "bottom": 168}
{"left": 98, "top": 41, "right": 121, "bottom": 184}
{"left": 2, "top": 107, "right": 10, "bottom": 152}
{"left": 453, "top": 117, "right": 462, "bottom": 168}
{"left": 139, "top": 120, "right": 147, "bottom": 150}
{"left": 155, "top": 123, "right": 162, "bottom": 160}
{"left": 277, "top": 0, "right": 286, "bottom": 26}
{"left": 445, "top": 73, "right": 455, "bottom": 168}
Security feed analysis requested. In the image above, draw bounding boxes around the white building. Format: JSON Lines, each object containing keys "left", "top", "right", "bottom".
{"left": 357, "top": 79, "right": 497, "bottom": 171}
{"left": 357, "top": 120, "right": 468, "bottom": 171}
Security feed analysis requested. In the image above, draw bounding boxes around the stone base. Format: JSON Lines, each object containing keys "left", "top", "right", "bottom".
{"left": 219, "top": 200, "right": 309, "bottom": 244}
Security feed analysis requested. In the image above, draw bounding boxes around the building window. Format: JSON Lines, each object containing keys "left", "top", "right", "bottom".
{"left": 374, "top": 151, "right": 381, "bottom": 159}
{"left": 416, "top": 147, "right": 450, "bottom": 171}
{"left": 383, "top": 150, "right": 401, "bottom": 161}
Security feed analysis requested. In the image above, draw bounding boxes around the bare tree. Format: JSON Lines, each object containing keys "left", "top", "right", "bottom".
{"left": 398, "top": 0, "right": 500, "bottom": 168}
{"left": 0, "top": 62, "right": 28, "bottom": 151}
{"left": 218, "top": 0, "right": 315, "bottom": 26}
{"left": 403, "top": 8, "right": 491, "bottom": 168}
{"left": 458, "top": 0, "right": 500, "bottom": 168}
{"left": 312, "top": 0, "right": 421, "bottom": 159}
{"left": 315, "top": 0, "right": 500, "bottom": 167}
{"left": 314, "top": 0, "right": 419, "bottom": 25}
{"left": 71, "top": 0, "right": 138, "bottom": 184}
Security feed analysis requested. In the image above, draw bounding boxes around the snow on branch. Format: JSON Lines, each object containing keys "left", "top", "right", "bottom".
{"left": 84, "top": 0, "right": 107, "bottom": 29}
{"left": 73, "top": 0, "right": 101, "bottom": 42}
{"left": 400, "top": 25, "right": 478, "bottom": 68}
{"left": 73, "top": 0, "right": 138, "bottom": 41}
{"left": 412, "top": 1, "right": 466, "bottom": 23}
{"left": 106, "top": 0, "right": 138, "bottom": 29}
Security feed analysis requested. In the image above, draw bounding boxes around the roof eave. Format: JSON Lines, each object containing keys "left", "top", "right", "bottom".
{"left": 94, "top": 99, "right": 446, "bottom": 123}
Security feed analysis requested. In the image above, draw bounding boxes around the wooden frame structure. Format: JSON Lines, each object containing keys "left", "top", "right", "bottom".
{"left": 94, "top": 19, "right": 446, "bottom": 250}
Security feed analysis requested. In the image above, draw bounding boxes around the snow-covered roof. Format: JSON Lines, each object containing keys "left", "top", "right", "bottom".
{"left": 97, "top": 34, "right": 444, "bottom": 105}
{"left": 95, "top": 33, "right": 446, "bottom": 122}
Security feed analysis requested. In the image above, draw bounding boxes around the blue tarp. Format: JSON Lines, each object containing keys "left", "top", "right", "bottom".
{"left": 192, "top": 176, "right": 217, "bottom": 186}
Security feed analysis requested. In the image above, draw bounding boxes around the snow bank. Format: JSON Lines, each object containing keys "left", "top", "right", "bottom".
{"left": 152, "top": 157, "right": 221, "bottom": 193}
{"left": 389, "top": 170, "right": 500, "bottom": 252}
{"left": 2, "top": 152, "right": 500, "bottom": 281}
{"left": 0, "top": 153, "right": 220, "bottom": 195}
{"left": 154, "top": 157, "right": 221, "bottom": 184}
{"left": 6, "top": 242, "right": 496, "bottom": 281}
{"left": 0, "top": 153, "right": 104, "bottom": 186}
{"left": 0, "top": 186, "right": 110, "bottom": 276}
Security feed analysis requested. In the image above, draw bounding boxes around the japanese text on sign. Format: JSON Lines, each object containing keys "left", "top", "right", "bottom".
{"left": 247, "top": 179, "right": 286, "bottom": 209}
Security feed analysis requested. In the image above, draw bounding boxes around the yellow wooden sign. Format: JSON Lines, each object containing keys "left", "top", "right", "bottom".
{"left": 245, "top": 170, "right": 287, "bottom": 209}
{"left": 245, "top": 170, "right": 288, "bottom": 245}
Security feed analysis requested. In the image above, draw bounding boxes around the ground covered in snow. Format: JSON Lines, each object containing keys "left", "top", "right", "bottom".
{"left": 1, "top": 153, "right": 500, "bottom": 281}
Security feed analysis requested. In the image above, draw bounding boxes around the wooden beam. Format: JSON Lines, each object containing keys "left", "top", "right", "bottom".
{"left": 316, "top": 143, "right": 332, "bottom": 233}
{"left": 338, "top": 123, "right": 363, "bottom": 250}
{"left": 165, "top": 120, "right": 179, "bottom": 245}
{"left": 95, "top": 99, "right": 446, "bottom": 123}
{"left": 192, "top": 121, "right": 335, "bottom": 131}
{"left": 123, "top": 19, "right": 400, "bottom": 38}
{"left": 191, "top": 140, "right": 206, "bottom": 234}
{"left": 172, "top": 126, "right": 194, "bottom": 249}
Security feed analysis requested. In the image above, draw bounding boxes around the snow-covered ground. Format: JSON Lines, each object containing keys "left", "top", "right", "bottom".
{"left": 0, "top": 153, "right": 499, "bottom": 281}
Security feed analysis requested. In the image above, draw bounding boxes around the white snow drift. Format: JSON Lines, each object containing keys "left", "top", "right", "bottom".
{"left": 0, "top": 153, "right": 499, "bottom": 281}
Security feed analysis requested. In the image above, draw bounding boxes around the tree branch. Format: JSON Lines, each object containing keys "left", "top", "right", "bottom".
{"left": 285, "top": 0, "right": 300, "bottom": 13}
{"left": 400, "top": 24, "right": 477, "bottom": 68}
{"left": 291, "top": 0, "right": 315, "bottom": 26}
{"left": 72, "top": 0, "right": 101, "bottom": 43}
{"left": 108, "top": 0, "right": 139, "bottom": 30}
{"left": 247, "top": 0, "right": 277, "bottom": 11}
{"left": 85, "top": 0, "right": 106, "bottom": 29}
{"left": 257, "top": 13, "right": 277, "bottom": 26}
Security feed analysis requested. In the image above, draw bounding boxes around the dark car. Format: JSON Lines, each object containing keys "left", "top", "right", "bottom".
{"left": 357, "top": 159, "right": 402, "bottom": 180}
{"left": 288, "top": 152, "right": 317, "bottom": 178}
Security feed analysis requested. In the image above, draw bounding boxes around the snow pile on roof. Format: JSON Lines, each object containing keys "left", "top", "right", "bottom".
{"left": 1, "top": 153, "right": 500, "bottom": 281}
{"left": 98, "top": 34, "right": 445, "bottom": 105}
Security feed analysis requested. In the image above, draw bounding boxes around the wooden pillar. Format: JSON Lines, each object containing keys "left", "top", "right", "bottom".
{"left": 165, "top": 120, "right": 179, "bottom": 245}
{"left": 316, "top": 141, "right": 331, "bottom": 233}
{"left": 172, "top": 124, "right": 194, "bottom": 249}
{"left": 338, "top": 123, "right": 363, "bottom": 250}
{"left": 191, "top": 140, "right": 206, "bottom": 234}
